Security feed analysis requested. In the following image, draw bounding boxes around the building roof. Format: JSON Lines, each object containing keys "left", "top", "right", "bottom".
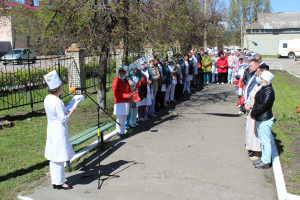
{"left": 246, "top": 12, "right": 300, "bottom": 30}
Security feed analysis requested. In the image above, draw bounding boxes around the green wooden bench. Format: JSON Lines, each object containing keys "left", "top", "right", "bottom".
{"left": 66, "top": 123, "right": 115, "bottom": 172}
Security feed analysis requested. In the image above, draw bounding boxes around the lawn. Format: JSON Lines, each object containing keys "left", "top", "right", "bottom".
{"left": 271, "top": 70, "right": 300, "bottom": 195}
{"left": 0, "top": 88, "right": 116, "bottom": 200}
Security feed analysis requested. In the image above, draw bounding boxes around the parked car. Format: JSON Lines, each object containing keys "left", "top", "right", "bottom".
{"left": 278, "top": 39, "right": 300, "bottom": 59}
{"left": 1, "top": 48, "right": 36, "bottom": 65}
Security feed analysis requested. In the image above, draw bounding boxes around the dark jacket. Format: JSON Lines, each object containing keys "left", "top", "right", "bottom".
{"left": 188, "top": 60, "right": 194, "bottom": 75}
{"left": 259, "top": 63, "right": 270, "bottom": 70}
{"left": 251, "top": 85, "right": 275, "bottom": 121}
{"left": 177, "top": 59, "right": 186, "bottom": 80}
{"left": 162, "top": 64, "right": 172, "bottom": 86}
{"left": 243, "top": 68, "right": 251, "bottom": 84}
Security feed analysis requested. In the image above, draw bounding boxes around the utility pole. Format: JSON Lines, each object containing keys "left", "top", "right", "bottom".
{"left": 204, "top": 0, "right": 207, "bottom": 50}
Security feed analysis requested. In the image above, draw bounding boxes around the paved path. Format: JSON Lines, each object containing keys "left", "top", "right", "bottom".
{"left": 264, "top": 57, "right": 300, "bottom": 76}
{"left": 28, "top": 84, "right": 276, "bottom": 200}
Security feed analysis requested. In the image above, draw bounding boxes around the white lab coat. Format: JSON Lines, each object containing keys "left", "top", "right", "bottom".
{"left": 44, "top": 95, "right": 75, "bottom": 162}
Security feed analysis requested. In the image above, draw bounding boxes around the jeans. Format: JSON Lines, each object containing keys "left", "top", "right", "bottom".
{"left": 125, "top": 110, "right": 131, "bottom": 129}
{"left": 256, "top": 119, "right": 274, "bottom": 163}
{"left": 129, "top": 107, "right": 138, "bottom": 125}
{"left": 165, "top": 84, "right": 172, "bottom": 103}
{"left": 228, "top": 68, "right": 233, "bottom": 83}
{"left": 212, "top": 73, "right": 218, "bottom": 82}
{"left": 183, "top": 81, "right": 191, "bottom": 92}
{"left": 203, "top": 72, "right": 211, "bottom": 83}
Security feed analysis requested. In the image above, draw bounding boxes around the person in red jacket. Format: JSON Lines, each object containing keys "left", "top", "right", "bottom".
{"left": 112, "top": 66, "right": 132, "bottom": 138}
{"left": 217, "top": 52, "right": 228, "bottom": 84}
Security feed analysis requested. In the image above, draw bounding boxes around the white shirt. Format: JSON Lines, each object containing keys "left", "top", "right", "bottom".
{"left": 44, "top": 95, "right": 75, "bottom": 162}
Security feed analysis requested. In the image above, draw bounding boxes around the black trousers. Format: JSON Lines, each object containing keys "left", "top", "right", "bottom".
{"left": 156, "top": 86, "right": 162, "bottom": 109}
{"left": 218, "top": 73, "right": 227, "bottom": 83}
{"left": 175, "top": 83, "right": 184, "bottom": 98}
{"left": 160, "top": 91, "right": 166, "bottom": 108}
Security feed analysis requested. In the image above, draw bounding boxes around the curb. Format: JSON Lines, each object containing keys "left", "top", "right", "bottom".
{"left": 271, "top": 67, "right": 300, "bottom": 200}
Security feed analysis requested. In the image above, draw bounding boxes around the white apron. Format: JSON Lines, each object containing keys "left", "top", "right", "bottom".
{"left": 140, "top": 70, "right": 152, "bottom": 106}
{"left": 114, "top": 103, "right": 130, "bottom": 115}
{"left": 44, "top": 95, "right": 75, "bottom": 162}
{"left": 185, "top": 61, "right": 192, "bottom": 82}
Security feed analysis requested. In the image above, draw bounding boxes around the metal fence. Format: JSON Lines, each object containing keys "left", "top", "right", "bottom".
{"left": 0, "top": 53, "right": 115, "bottom": 111}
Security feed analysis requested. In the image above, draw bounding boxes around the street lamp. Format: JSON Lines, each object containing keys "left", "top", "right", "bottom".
{"left": 241, "top": 6, "right": 250, "bottom": 49}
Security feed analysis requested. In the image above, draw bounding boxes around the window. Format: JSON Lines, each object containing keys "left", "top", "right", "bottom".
{"left": 27, "top": 37, "right": 32, "bottom": 46}
{"left": 283, "top": 43, "right": 288, "bottom": 48}
{"left": 22, "top": 49, "right": 27, "bottom": 55}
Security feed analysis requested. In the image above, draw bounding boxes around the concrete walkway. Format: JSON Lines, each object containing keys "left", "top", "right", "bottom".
{"left": 28, "top": 83, "right": 276, "bottom": 200}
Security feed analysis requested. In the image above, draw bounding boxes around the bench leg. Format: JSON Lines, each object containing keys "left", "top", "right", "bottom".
{"left": 66, "top": 161, "right": 70, "bottom": 172}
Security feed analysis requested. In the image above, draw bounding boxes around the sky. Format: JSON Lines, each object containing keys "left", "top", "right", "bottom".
{"left": 223, "top": 0, "right": 300, "bottom": 13}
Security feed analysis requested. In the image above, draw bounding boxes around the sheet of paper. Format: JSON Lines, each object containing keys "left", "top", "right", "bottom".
{"left": 66, "top": 95, "right": 85, "bottom": 111}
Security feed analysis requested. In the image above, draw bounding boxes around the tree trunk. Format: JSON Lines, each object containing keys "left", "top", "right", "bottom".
{"left": 97, "top": 45, "right": 108, "bottom": 110}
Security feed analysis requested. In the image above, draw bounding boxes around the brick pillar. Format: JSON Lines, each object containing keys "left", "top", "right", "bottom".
{"left": 65, "top": 43, "right": 86, "bottom": 95}
{"left": 144, "top": 44, "right": 153, "bottom": 64}
{"left": 175, "top": 43, "right": 181, "bottom": 54}
{"left": 115, "top": 44, "right": 124, "bottom": 75}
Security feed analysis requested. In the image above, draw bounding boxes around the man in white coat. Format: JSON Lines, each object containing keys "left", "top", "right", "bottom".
{"left": 44, "top": 70, "right": 77, "bottom": 190}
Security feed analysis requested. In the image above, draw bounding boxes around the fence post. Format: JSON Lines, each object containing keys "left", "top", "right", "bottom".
{"left": 115, "top": 44, "right": 124, "bottom": 75}
{"left": 65, "top": 44, "right": 86, "bottom": 95}
{"left": 144, "top": 44, "right": 153, "bottom": 64}
{"left": 27, "top": 53, "right": 33, "bottom": 109}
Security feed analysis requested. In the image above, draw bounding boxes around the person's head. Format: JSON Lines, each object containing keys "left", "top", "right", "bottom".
{"left": 200, "top": 51, "right": 204, "bottom": 56}
{"left": 184, "top": 54, "right": 189, "bottom": 61}
{"left": 48, "top": 84, "right": 63, "bottom": 95}
{"left": 154, "top": 58, "right": 158, "bottom": 65}
{"left": 255, "top": 69, "right": 265, "bottom": 78}
{"left": 239, "top": 51, "right": 243, "bottom": 56}
{"left": 204, "top": 51, "right": 208, "bottom": 57}
{"left": 190, "top": 50, "right": 194, "bottom": 55}
{"left": 188, "top": 51, "right": 192, "bottom": 58}
{"left": 239, "top": 56, "right": 244, "bottom": 64}
{"left": 160, "top": 58, "right": 167, "bottom": 65}
{"left": 177, "top": 54, "right": 183, "bottom": 60}
{"left": 118, "top": 67, "right": 126, "bottom": 78}
{"left": 243, "top": 57, "right": 248, "bottom": 63}
{"left": 231, "top": 50, "right": 235, "bottom": 56}
{"left": 149, "top": 60, "right": 154, "bottom": 67}
{"left": 193, "top": 49, "right": 197, "bottom": 55}
{"left": 254, "top": 54, "right": 262, "bottom": 63}
{"left": 235, "top": 52, "right": 240, "bottom": 57}
{"left": 259, "top": 70, "right": 274, "bottom": 87}
{"left": 129, "top": 64, "right": 137, "bottom": 75}
{"left": 196, "top": 52, "right": 201, "bottom": 57}
{"left": 248, "top": 59, "right": 260, "bottom": 74}
{"left": 214, "top": 51, "right": 218, "bottom": 57}
{"left": 220, "top": 52, "right": 224, "bottom": 58}
{"left": 226, "top": 51, "right": 230, "bottom": 57}
{"left": 121, "top": 65, "right": 129, "bottom": 75}
{"left": 140, "top": 63, "right": 147, "bottom": 71}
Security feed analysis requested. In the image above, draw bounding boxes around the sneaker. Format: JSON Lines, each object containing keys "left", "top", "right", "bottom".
{"left": 166, "top": 101, "right": 170, "bottom": 104}
{"left": 134, "top": 123, "right": 140, "bottom": 126}
{"left": 149, "top": 114, "right": 157, "bottom": 117}
{"left": 207, "top": 82, "right": 209, "bottom": 84}
{"left": 165, "top": 104, "right": 169, "bottom": 107}
{"left": 145, "top": 117, "right": 149, "bottom": 120}
{"left": 253, "top": 159, "right": 262, "bottom": 165}
{"left": 255, "top": 162, "right": 271, "bottom": 169}
{"left": 170, "top": 101, "right": 176, "bottom": 104}
{"left": 237, "top": 111, "right": 243, "bottom": 115}
{"left": 187, "top": 91, "right": 191, "bottom": 93}
{"left": 217, "top": 83, "right": 219, "bottom": 85}
{"left": 139, "top": 118, "right": 146, "bottom": 121}
{"left": 222, "top": 82, "right": 224, "bottom": 84}
{"left": 120, "top": 134, "right": 128, "bottom": 138}
{"left": 129, "top": 124, "right": 136, "bottom": 128}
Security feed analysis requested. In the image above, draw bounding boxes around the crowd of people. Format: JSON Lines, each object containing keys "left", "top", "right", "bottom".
{"left": 112, "top": 47, "right": 275, "bottom": 170}
{"left": 42, "top": 47, "right": 276, "bottom": 189}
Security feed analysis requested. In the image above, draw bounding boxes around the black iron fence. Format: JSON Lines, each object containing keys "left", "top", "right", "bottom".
{"left": 0, "top": 53, "right": 115, "bottom": 111}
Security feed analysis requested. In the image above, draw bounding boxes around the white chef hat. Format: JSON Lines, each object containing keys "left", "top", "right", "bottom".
{"left": 206, "top": 48, "right": 210, "bottom": 51}
{"left": 260, "top": 71, "right": 274, "bottom": 83}
{"left": 231, "top": 50, "right": 235, "bottom": 54}
{"left": 44, "top": 70, "right": 62, "bottom": 89}
{"left": 149, "top": 55, "right": 154, "bottom": 61}
{"left": 224, "top": 49, "right": 227, "bottom": 53}
{"left": 214, "top": 47, "right": 218, "bottom": 50}
{"left": 136, "top": 58, "right": 144, "bottom": 66}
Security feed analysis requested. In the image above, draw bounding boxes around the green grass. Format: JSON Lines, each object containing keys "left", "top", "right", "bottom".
{"left": 261, "top": 55, "right": 280, "bottom": 58}
{"left": 271, "top": 70, "right": 300, "bottom": 195}
{"left": 0, "top": 89, "right": 116, "bottom": 200}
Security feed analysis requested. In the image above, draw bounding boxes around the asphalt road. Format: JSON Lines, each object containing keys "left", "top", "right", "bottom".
{"left": 263, "top": 57, "right": 300, "bottom": 76}
{"left": 27, "top": 83, "right": 276, "bottom": 200}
